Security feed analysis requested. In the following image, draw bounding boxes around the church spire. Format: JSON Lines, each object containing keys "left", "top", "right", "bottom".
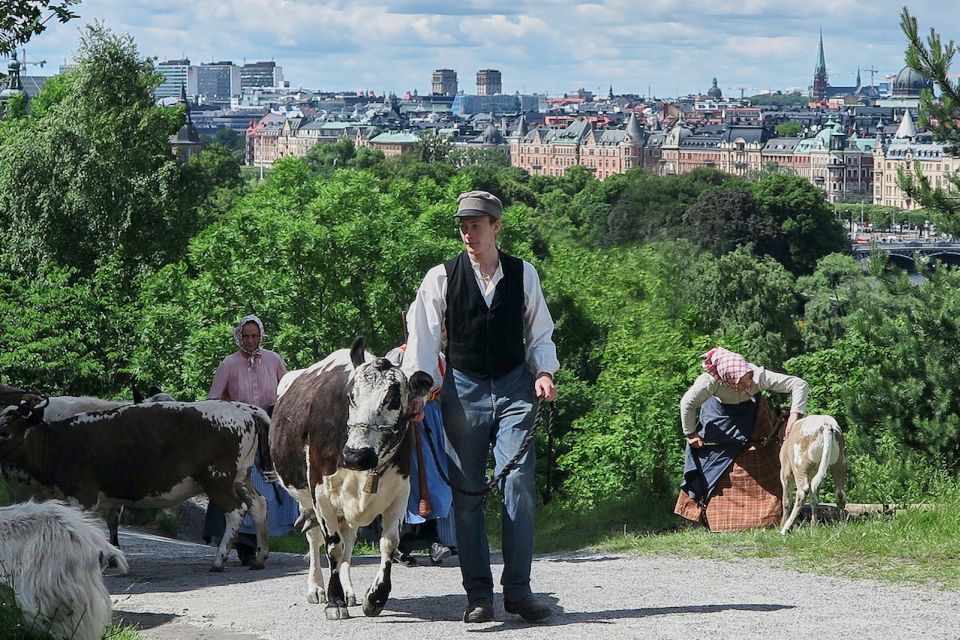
{"left": 856, "top": 67, "right": 861, "bottom": 89}
{"left": 179, "top": 82, "right": 194, "bottom": 125}
{"left": 812, "top": 28, "right": 829, "bottom": 102}
{"left": 815, "top": 28, "right": 826, "bottom": 75}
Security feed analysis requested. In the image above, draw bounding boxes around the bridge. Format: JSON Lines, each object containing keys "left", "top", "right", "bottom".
{"left": 851, "top": 242, "right": 960, "bottom": 269}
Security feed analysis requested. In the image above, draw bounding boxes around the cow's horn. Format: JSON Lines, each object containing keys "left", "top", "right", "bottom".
{"left": 349, "top": 336, "right": 366, "bottom": 368}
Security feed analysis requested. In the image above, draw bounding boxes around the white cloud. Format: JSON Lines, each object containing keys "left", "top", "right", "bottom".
{"left": 13, "top": 0, "right": 958, "bottom": 96}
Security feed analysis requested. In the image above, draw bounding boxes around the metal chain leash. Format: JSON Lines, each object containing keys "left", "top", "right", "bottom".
{"left": 421, "top": 401, "right": 554, "bottom": 498}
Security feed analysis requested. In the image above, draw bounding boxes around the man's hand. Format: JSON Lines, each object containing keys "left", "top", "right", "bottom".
{"left": 534, "top": 373, "right": 556, "bottom": 402}
{"left": 408, "top": 395, "right": 425, "bottom": 423}
{"left": 686, "top": 434, "right": 704, "bottom": 449}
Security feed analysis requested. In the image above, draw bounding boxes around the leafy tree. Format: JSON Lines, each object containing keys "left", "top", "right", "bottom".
{"left": 460, "top": 164, "right": 539, "bottom": 209}
{"left": 414, "top": 131, "right": 451, "bottom": 164}
{"left": 448, "top": 146, "right": 510, "bottom": 169}
{"left": 178, "top": 142, "right": 246, "bottom": 228}
{"left": 185, "top": 143, "right": 242, "bottom": 191}
{"left": 130, "top": 163, "right": 464, "bottom": 398}
{"left": 203, "top": 127, "right": 246, "bottom": 164}
{"left": 605, "top": 168, "right": 731, "bottom": 245}
{"left": 352, "top": 146, "right": 386, "bottom": 170}
{"left": 795, "top": 253, "right": 871, "bottom": 350}
{"left": 0, "top": 0, "right": 79, "bottom": 54}
{"left": 303, "top": 138, "right": 357, "bottom": 176}
{"left": 775, "top": 121, "right": 803, "bottom": 137}
{"left": 654, "top": 245, "right": 802, "bottom": 369}
{"left": 750, "top": 172, "right": 848, "bottom": 274}
{"left": 548, "top": 244, "right": 698, "bottom": 505}
{"left": 898, "top": 8, "right": 960, "bottom": 233}
{"left": 747, "top": 91, "right": 808, "bottom": 106}
{"left": 834, "top": 203, "right": 903, "bottom": 230}
{"left": 683, "top": 187, "right": 780, "bottom": 257}
{"left": 0, "top": 257, "right": 142, "bottom": 396}
{"left": 0, "top": 23, "right": 193, "bottom": 277}
{"left": 787, "top": 266, "right": 960, "bottom": 501}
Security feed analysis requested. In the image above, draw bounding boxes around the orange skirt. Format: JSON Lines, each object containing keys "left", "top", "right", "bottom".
{"left": 675, "top": 440, "right": 783, "bottom": 532}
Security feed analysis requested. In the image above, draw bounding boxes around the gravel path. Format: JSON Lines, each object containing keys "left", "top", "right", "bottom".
{"left": 107, "top": 529, "right": 960, "bottom": 640}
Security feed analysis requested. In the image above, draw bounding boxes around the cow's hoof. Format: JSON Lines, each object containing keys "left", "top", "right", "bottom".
{"left": 249, "top": 562, "right": 265, "bottom": 570}
{"left": 325, "top": 601, "right": 350, "bottom": 620}
{"left": 362, "top": 600, "right": 385, "bottom": 617}
{"left": 209, "top": 565, "right": 225, "bottom": 573}
{"left": 346, "top": 595, "right": 358, "bottom": 607}
{"left": 307, "top": 588, "right": 326, "bottom": 604}
{"left": 363, "top": 591, "right": 386, "bottom": 617}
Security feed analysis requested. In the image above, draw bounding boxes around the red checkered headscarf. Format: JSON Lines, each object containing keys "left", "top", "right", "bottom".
{"left": 702, "top": 347, "right": 752, "bottom": 388}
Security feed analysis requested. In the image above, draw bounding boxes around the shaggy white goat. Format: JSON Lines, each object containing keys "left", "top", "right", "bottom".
{"left": 0, "top": 500, "right": 127, "bottom": 640}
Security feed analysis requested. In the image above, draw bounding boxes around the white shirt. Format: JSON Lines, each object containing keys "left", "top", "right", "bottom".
{"left": 402, "top": 254, "right": 560, "bottom": 388}
{"left": 679, "top": 366, "right": 809, "bottom": 435}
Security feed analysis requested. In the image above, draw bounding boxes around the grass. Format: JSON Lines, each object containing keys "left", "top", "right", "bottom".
{"left": 587, "top": 497, "right": 960, "bottom": 589}
{"left": 483, "top": 489, "right": 960, "bottom": 589}
{"left": 269, "top": 531, "right": 380, "bottom": 556}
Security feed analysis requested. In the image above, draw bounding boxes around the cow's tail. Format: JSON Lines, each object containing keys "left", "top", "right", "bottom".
{"left": 253, "top": 408, "right": 275, "bottom": 476}
{"left": 811, "top": 421, "right": 836, "bottom": 491}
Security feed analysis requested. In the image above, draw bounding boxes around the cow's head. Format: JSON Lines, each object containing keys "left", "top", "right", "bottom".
{"left": 0, "top": 401, "right": 45, "bottom": 457}
{"left": 341, "top": 337, "right": 432, "bottom": 471}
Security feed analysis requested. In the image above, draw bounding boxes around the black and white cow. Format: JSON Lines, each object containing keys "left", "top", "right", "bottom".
{"left": 0, "top": 390, "right": 175, "bottom": 547}
{"left": 0, "top": 400, "right": 269, "bottom": 572}
{"left": 271, "top": 338, "right": 431, "bottom": 620}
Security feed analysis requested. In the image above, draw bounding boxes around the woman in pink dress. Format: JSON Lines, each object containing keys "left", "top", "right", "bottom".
{"left": 202, "top": 315, "right": 300, "bottom": 564}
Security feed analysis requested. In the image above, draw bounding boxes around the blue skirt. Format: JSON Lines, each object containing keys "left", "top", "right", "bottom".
{"left": 240, "top": 455, "right": 300, "bottom": 536}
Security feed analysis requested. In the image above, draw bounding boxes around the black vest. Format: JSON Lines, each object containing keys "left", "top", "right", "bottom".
{"left": 444, "top": 251, "right": 525, "bottom": 380}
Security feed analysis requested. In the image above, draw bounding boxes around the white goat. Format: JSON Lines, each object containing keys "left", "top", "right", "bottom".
{"left": 0, "top": 500, "right": 128, "bottom": 640}
{"left": 779, "top": 415, "right": 847, "bottom": 533}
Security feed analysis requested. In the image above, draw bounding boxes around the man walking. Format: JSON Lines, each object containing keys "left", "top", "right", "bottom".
{"left": 403, "top": 190, "right": 559, "bottom": 623}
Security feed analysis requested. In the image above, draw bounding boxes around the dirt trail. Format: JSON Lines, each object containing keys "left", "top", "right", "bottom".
{"left": 108, "top": 529, "right": 960, "bottom": 640}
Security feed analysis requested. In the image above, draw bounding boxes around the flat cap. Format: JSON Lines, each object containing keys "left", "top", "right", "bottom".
{"left": 455, "top": 190, "right": 503, "bottom": 219}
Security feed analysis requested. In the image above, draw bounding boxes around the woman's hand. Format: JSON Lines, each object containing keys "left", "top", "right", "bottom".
{"left": 784, "top": 411, "right": 801, "bottom": 438}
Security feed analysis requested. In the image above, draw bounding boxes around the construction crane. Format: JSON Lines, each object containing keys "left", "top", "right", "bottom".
{"left": 19, "top": 49, "right": 47, "bottom": 69}
{"left": 862, "top": 66, "right": 879, "bottom": 87}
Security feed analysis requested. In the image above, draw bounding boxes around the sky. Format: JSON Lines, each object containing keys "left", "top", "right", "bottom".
{"left": 12, "top": 0, "right": 960, "bottom": 98}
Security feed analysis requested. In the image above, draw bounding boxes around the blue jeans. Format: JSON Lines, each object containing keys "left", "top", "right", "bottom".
{"left": 441, "top": 364, "right": 537, "bottom": 603}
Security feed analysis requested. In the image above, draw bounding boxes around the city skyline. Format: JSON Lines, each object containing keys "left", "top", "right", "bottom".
{"left": 12, "top": 0, "right": 958, "bottom": 98}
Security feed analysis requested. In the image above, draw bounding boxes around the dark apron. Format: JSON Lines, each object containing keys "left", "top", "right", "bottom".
{"left": 680, "top": 396, "right": 757, "bottom": 505}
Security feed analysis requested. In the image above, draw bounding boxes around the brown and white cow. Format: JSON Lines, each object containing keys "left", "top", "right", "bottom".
{"left": 0, "top": 389, "right": 175, "bottom": 547}
{"left": 0, "top": 400, "right": 269, "bottom": 571}
{"left": 271, "top": 338, "right": 431, "bottom": 620}
{"left": 779, "top": 414, "right": 847, "bottom": 533}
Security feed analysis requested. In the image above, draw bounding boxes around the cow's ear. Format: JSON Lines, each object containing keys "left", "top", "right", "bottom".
{"left": 349, "top": 336, "right": 366, "bottom": 368}
{"left": 147, "top": 385, "right": 163, "bottom": 397}
{"left": 132, "top": 386, "right": 145, "bottom": 404}
{"left": 409, "top": 371, "right": 433, "bottom": 398}
{"left": 16, "top": 402, "right": 43, "bottom": 425}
